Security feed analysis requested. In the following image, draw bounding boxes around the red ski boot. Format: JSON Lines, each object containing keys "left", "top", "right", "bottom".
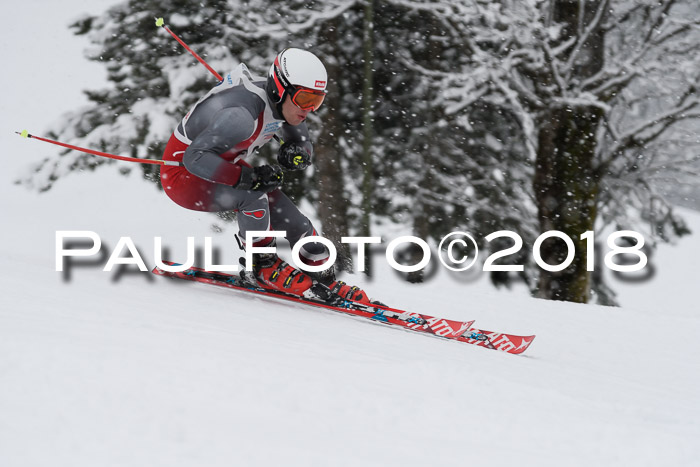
{"left": 249, "top": 251, "right": 340, "bottom": 303}
{"left": 255, "top": 253, "right": 312, "bottom": 294}
{"left": 328, "top": 281, "right": 373, "bottom": 305}
{"left": 310, "top": 267, "right": 375, "bottom": 305}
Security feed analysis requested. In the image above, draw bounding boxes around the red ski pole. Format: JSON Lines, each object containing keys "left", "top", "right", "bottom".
{"left": 155, "top": 17, "right": 284, "bottom": 145}
{"left": 15, "top": 130, "right": 182, "bottom": 167}
{"left": 155, "top": 17, "right": 223, "bottom": 81}
{"left": 19, "top": 19, "right": 226, "bottom": 166}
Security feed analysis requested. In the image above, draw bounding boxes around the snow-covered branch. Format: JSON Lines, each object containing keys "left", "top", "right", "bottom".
{"left": 563, "top": 0, "right": 610, "bottom": 81}
{"left": 612, "top": 102, "right": 700, "bottom": 154}
{"left": 489, "top": 70, "right": 538, "bottom": 161}
{"left": 232, "top": 0, "right": 358, "bottom": 39}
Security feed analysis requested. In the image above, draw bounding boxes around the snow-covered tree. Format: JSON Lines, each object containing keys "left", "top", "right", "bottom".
{"left": 21, "top": 0, "right": 699, "bottom": 304}
{"left": 393, "top": 0, "right": 700, "bottom": 303}
{"left": 22, "top": 0, "right": 528, "bottom": 278}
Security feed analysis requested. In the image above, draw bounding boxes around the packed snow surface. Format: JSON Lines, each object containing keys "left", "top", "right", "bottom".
{"left": 2, "top": 2, "right": 699, "bottom": 466}
{"left": 2, "top": 165, "right": 700, "bottom": 467}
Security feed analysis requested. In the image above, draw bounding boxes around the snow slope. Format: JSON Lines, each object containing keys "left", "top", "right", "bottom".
{"left": 2, "top": 3, "right": 700, "bottom": 467}
{"left": 2, "top": 165, "right": 700, "bottom": 467}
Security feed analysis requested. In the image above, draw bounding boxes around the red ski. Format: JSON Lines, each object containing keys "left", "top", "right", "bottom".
{"left": 152, "top": 262, "right": 535, "bottom": 354}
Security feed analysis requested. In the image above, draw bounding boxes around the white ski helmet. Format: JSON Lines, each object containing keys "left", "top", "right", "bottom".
{"left": 266, "top": 48, "right": 328, "bottom": 112}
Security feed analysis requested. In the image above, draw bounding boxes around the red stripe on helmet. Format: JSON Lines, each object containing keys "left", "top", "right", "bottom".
{"left": 272, "top": 56, "right": 286, "bottom": 97}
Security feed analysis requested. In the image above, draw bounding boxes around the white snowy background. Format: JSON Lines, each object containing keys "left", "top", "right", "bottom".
{"left": 1, "top": 2, "right": 699, "bottom": 466}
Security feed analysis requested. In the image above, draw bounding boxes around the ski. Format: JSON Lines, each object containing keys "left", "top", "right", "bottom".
{"left": 152, "top": 262, "right": 535, "bottom": 354}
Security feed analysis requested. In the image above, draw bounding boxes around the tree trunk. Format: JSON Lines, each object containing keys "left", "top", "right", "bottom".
{"left": 534, "top": 107, "right": 602, "bottom": 302}
{"left": 315, "top": 129, "right": 353, "bottom": 272}
{"left": 359, "top": 0, "right": 375, "bottom": 276}
{"left": 533, "top": 0, "right": 606, "bottom": 303}
{"left": 406, "top": 201, "right": 430, "bottom": 283}
{"left": 315, "top": 20, "right": 352, "bottom": 272}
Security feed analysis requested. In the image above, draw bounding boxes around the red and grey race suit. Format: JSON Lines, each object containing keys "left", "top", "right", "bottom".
{"left": 160, "top": 65, "right": 328, "bottom": 265}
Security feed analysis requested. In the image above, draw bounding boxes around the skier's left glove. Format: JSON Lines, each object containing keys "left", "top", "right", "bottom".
{"left": 277, "top": 143, "right": 311, "bottom": 171}
{"left": 236, "top": 165, "right": 284, "bottom": 192}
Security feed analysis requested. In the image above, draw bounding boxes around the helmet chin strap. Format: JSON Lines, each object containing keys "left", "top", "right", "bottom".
{"left": 265, "top": 73, "right": 289, "bottom": 122}
{"left": 273, "top": 93, "right": 289, "bottom": 124}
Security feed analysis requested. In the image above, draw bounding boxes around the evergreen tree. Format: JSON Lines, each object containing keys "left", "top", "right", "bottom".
{"left": 393, "top": 0, "right": 700, "bottom": 304}
{"left": 22, "top": 0, "right": 363, "bottom": 254}
{"left": 21, "top": 0, "right": 699, "bottom": 305}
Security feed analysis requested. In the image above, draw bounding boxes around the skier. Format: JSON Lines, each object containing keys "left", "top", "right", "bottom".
{"left": 159, "top": 48, "right": 372, "bottom": 304}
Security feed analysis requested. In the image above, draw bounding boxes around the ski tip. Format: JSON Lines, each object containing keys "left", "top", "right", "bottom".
{"left": 155, "top": 17, "right": 164, "bottom": 27}
{"left": 510, "top": 335, "right": 536, "bottom": 354}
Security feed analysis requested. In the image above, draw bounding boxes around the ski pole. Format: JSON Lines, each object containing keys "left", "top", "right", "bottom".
{"left": 19, "top": 21, "right": 234, "bottom": 167}
{"left": 155, "top": 17, "right": 223, "bottom": 81}
{"left": 155, "top": 17, "right": 285, "bottom": 146}
{"left": 15, "top": 130, "right": 182, "bottom": 167}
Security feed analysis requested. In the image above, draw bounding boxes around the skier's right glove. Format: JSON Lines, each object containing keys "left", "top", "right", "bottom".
{"left": 236, "top": 165, "right": 284, "bottom": 192}
{"left": 277, "top": 143, "right": 311, "bottom": 171}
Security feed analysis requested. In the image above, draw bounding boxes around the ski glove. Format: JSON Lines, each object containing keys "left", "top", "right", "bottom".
{"left": 236, "top": 165, "right": 284, "bottom": 192}
{"left": 277, "top": 143, "right": 311, "bottom": 171}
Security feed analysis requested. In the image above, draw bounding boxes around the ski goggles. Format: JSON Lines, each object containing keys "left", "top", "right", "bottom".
{"left": 290, "top": 86, "right": 327, "bottom": 112}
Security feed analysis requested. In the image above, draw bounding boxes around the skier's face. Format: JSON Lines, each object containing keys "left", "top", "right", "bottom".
{"left": 282, "top": 94, "right": 312, "bottom": 126}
